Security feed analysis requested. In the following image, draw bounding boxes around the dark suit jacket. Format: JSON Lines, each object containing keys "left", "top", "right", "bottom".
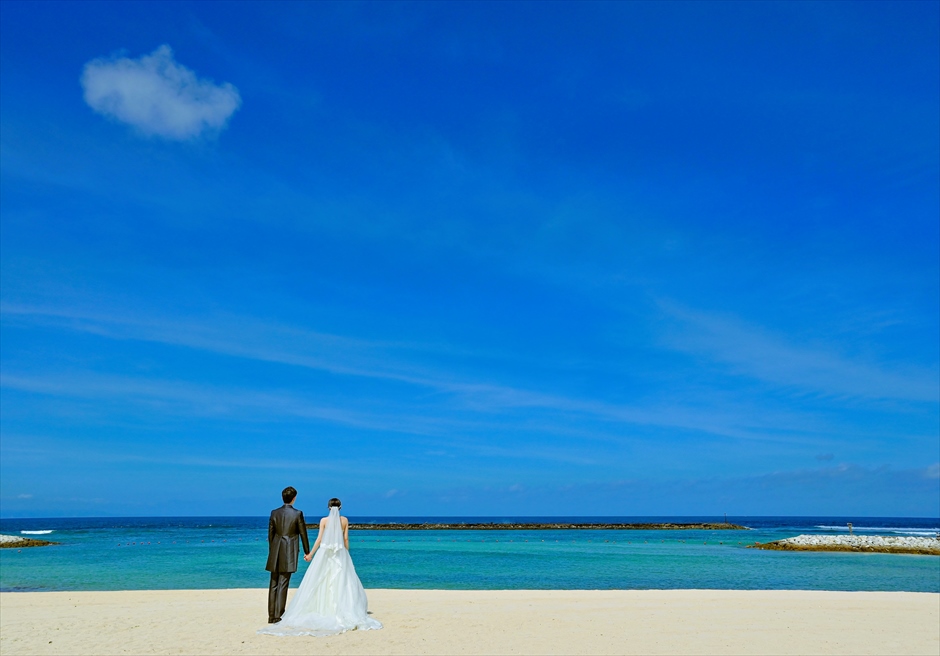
{"left": 265, "top": 504, "right": 311, "bottom": 573}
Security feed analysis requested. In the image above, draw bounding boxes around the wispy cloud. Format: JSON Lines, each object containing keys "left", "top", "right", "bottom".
{"left": 434, "top": 463, "right": 940, "bottom": 515}
{"left": 0, "top": 370, "right": 760, "bottom": 471}
{"left": 660, "top": 302, "right": 939, "bottom": 403}
{"left": 0, "top": 303, "right": 839, "bottom": 445}
{"left": 0, "top": 435, "right": 350, "bottom": 472}
{"left": 0, "top": 371, "right": 621, "bottom": 472}
{"left": 0, "top": 371, "right": 452, "bottom": 439}
{"left": 81, "top": 45, "right": 241, "bottom": 140}
{"left": 0, "top": 302, "right": 440, "bottom": 388}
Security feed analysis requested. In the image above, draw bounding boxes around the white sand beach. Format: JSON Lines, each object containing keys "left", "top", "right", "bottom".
{"left": 1, "top": 588, "right": 937, "bottom": 655}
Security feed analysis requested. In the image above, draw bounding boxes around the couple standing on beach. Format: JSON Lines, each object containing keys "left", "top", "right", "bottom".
{"left": 257, "top": 486, "right": 382, "bottom": 637}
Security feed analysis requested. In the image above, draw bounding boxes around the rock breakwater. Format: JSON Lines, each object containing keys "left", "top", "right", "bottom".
{"left": 0, "top": 534, "right": 58, "bottom": 548}
{"left": 750, "top": 534, "right": 940, "bottom": 556}
{"left": 327, "top": 522, "right": 749, "bottom": 531}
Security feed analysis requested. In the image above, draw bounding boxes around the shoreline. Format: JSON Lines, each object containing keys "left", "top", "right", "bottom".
{"left": 2, "top": 588, "right": 937, "bottom": 655}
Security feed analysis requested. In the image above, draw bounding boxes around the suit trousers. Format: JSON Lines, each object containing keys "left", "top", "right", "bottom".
{"left": 268, "top": 571, "right": 292, "bottom": 621}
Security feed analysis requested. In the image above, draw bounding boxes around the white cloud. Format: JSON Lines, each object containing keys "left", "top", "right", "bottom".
{"left": 81, "top": 45, "right": 241, "bottom": 140}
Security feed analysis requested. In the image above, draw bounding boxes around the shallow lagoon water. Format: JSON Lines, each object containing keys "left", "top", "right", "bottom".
{"left": 1, "top": 516, "right": 937, "bottom": 592}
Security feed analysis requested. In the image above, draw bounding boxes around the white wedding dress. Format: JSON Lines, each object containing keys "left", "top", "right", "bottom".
{"left": 258, "top": 507, "right": 382, "bottom": 637}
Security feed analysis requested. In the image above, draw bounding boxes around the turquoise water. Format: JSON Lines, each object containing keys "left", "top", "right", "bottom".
{"left": 1, "top": 517, "right": 937, "bottom": 592}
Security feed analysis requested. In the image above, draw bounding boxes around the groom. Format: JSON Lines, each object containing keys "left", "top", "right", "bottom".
{"left": 265, "top": 486, "right": 311, "bottom": 623}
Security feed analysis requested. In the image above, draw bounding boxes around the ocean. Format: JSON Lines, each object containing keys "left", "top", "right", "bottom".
{"left": 1, "top": 516, "right": 937, "bottom": 593}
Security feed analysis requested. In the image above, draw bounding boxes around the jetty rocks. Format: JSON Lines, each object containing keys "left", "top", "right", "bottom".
{"left": 0, "top": 534, "right": 58, "bottom": 549}
{"left": 332, "top": 522, "right": 749, "bottom": 531}
{"left": 750, "top": 534, "right": 940, "bottom": 556}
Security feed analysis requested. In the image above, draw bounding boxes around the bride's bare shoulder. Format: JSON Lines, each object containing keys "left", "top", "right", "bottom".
{"left": 341, "top": 515, "right": 348, "bottom": 526}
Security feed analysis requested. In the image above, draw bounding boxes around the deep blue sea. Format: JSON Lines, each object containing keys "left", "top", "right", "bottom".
{"left": 1, "top": 516, "right": 937, "bottom": 592}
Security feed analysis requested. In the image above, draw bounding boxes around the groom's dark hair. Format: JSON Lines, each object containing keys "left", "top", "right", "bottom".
{"left": 282, "top": 486, "right": 297, "bottom": 503}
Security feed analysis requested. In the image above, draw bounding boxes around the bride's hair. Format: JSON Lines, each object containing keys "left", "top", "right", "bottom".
{"left": 328, "top": 497, "right": 342, "bottom": 509}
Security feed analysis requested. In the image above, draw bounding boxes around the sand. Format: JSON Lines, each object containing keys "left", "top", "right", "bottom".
{"left": 1, "top": 588, "right": 937, "bottom": 655}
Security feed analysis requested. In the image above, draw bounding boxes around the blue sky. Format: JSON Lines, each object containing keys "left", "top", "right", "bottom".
{"left": 1, "top": 1, "right": 938, "bottom": 518}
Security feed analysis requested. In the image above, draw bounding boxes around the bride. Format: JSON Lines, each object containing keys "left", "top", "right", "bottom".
{"left": 258, "top": 498, "right": 382, "bottom": 637}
